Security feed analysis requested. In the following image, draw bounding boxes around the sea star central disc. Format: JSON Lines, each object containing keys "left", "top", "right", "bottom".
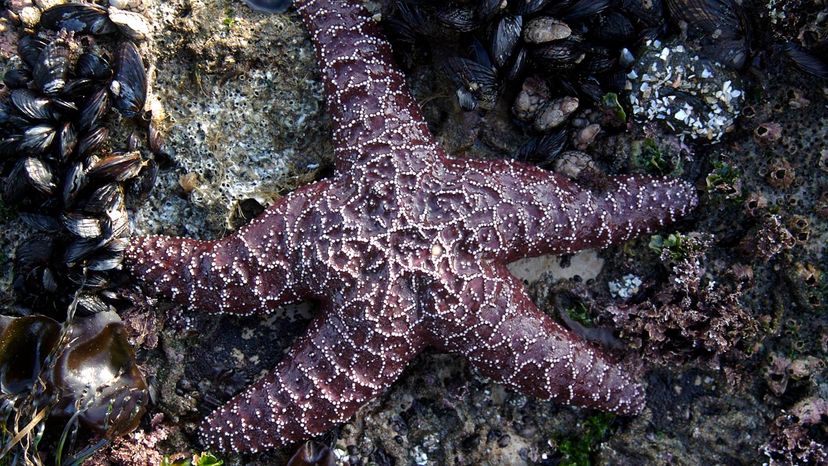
{"left": 124, "top": 0, "right": 698, "bottom": 453}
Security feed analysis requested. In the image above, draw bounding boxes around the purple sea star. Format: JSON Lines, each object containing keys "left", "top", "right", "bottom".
{"left": 124, "top": 0, "right": 698, "bottom": 453}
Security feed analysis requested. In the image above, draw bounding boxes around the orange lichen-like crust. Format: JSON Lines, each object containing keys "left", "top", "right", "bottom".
{"left": 124, "top": 0, "right": 698, "bottom": 454}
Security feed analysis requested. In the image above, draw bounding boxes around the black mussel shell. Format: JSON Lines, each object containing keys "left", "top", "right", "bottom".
{"left": 40, "top": 3, "right": 117, "bottom": 35}
{"left": 508, "top": 47, "right": 528, "bottom": 83}
{"left": 77, "top": 293, "right": 112, "bottom": 315}
{"left": 10, "top": 89, "right": 54, "bottom": 121}
{"left": 62, "top": 161, "right": 86, "bottom": 206}
{"left": 76, "top": 51, "right": 113, "bottom": 80}
{"left": 62, "top": 212, "right": 103, "bottom": 238}
{"left": 478, "top": 0, "right": 504, "bottom": 20}
{"left": 713, "top": 38, "right": 749, "bottom": 70}
{"left": 19, "top": 212, "right": 61, "bottom": 233}
{"left": 105, "top": 205, "right": 129, "bottom": 238}
{"left": 287, "top": 441, "right": 337, "bottom": 466}
{"left": 0, "top": 315, "right": 61, "bottom": 395}
{"left": 19, "top": 123, "right": 57, "bottom": 154}
{"left": 385, "top": 1, "right": 429, "bottom": 46}
{"left": 64, "top": 238, "right": 101, "bottom": 264}
{"left": 583, "top": 47, "right": 616, "bottom": 74}
{"left": 42, "top": 267, "right": 59, "bottom": 293}
{"left": 12, "top": 237, "right": 59, "bottom": 300}
{"left": 67, "top": 270, "right": 110, "bottom": 289}
{"left": 620, "top": 0, "right": 664, "bottom": 27}
{"left": 0, "top": 102, "right": 11, "bottom": 125}
{"left": 665, "top": 0, "right": 748, "bottom": 68}
{"left": 111, "top": 42, "right": 147, "bottom": 118}
{"left": 18, "top": 35, "right": 48, "bottom": 70}
{"left": 3, "top": 68, "right": 32, "bottom": 89}
{"left": 50, "top": 97, "right": 78, "bottom": 115}
{"left": 15, "top": 236, "right": 55, "bottom": 269}
{"left": 600, "top": 69, "right": 628, "bottom": 92}
{"left": 82, "top": 183, "right": 123, "bottom": 214}
{"left": 513, "top": 129, "right": 567, "bottom": 166}
{"left": 78, "top": 87, "right": 110, "bottom": 133}
{"left": 0, "top": 134, "right": 21, "bottom": 158}
{"left": 127, "top": 132, "right": 141, "bottom": 152}
{"left": 22, "top": 157, "right": 57, "bottom": 195}
{"left": 76, "top": 126, "right": 109, "bottom": 158}
{"left": 562, "top": 0, "right": 611, "bottom": 21}
{"left": 456, "top": 88, "right": 478, "bottom": 111}
{"left": 34, "top": 39, "right": 71, "bottom": 95}
{"left": 62, "top": 78, "right": 99, "bottom": 99}
{"left": 56, "top": 122, "right": 78, "bottom": 162}
{"left": 87, "top": 152, "right": 144, "bottom": 182}
{"left": 86, "top": 250, "right": 124, "bottom": 271}
{"left": 577, "top": 77, "right": 606, "bottom": 103}
{"left": 532, "top": 38, "right": 587, "bottom": 70}
{"left": 590, "top": 12, "right": 636, "bottom": 44}
{"left": 491, "top": 15, "right": 523, "bottom": 69}
{"left": 521, "top": 0, "right": 556, "bottom": 15}
{"left": 437, "top": 5, "right": 479, "bottom": 32}
{"left": 639, "top": 26, "right": 663, "bottom": 43}
{"left": 783, "top": 42, "right": 828, "bottom": 79}
{"left": 49, "top": 311, "right": 148, "bottom": 438}
{"left": 4, "top": 113, "right": 33, "bottom": 129}
{"left": 127, "top": 157, "right": 157, "bottom": 203}
{"left": 103, "top": 237, "right": 129, "bottom": 254}
{"left": 244, "top": 0, "right": 293, "bottom": 13}
{"left": 446, "top": 55, "right": 500, "bottom": 110}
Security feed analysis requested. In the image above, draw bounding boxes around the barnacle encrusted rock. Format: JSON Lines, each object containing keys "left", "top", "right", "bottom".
{"left": 134, "top": 0, "right": 327, "bottom": 234}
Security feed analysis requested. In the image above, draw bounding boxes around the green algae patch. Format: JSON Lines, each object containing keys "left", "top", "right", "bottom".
{"left": 554, "top": 413, "right": 617, "bottom": 466}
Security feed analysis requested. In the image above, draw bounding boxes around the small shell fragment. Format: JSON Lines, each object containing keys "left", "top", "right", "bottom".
{"left": 107, "top": 7, "right": 151, "bottom": 41}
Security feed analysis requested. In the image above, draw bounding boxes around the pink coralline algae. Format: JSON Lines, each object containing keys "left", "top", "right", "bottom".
{"left": 123, "top": 0, "right": 698, "bottom": 454}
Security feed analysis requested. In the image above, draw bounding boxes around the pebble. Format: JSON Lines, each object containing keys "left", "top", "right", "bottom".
{"left": 19, "top": 7, "right": 40, "bottom": 28}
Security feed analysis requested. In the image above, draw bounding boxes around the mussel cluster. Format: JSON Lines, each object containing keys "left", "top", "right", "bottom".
{"left": 1, "top": 3, "right": 155, "bottom": 316}
{"left": 390, "top": 0, "right": 669, "bottom": 112}
{"left": 386, "top": 0, "right": 828, "bottom": 149}
{"left": 0, "top": 1, "right": 155, "bottom": 459}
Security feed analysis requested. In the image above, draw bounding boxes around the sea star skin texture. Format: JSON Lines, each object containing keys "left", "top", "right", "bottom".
{"left": 124, "top": 0, "right": 698, "bottom": 454}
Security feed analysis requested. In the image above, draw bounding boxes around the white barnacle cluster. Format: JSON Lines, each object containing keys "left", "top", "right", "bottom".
{"left": 627, "top": 40, "right": 745, "bottom": 142}
{"left": 609, "top": 274, "right": 643, "bottom": 299}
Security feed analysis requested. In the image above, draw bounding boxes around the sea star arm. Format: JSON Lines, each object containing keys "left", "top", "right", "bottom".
{"left": 199, "top": 280, "right": 424, "bottom": 453}
{"left": 294, "top": 0, "right": 442, "bottom": 170}
{"left": 430, "top": 263, "right": 644, "bottom": 415}
{"left": 124, "top": 181, "right": 330, "bottom": 315}
{"left": 445, "top": 158, "right": 698, "bottom": 262}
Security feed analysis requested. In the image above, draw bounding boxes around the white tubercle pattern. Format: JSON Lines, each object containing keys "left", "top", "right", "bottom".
{"left": 124, "top": 0, "right": 698, "bottom": 453}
